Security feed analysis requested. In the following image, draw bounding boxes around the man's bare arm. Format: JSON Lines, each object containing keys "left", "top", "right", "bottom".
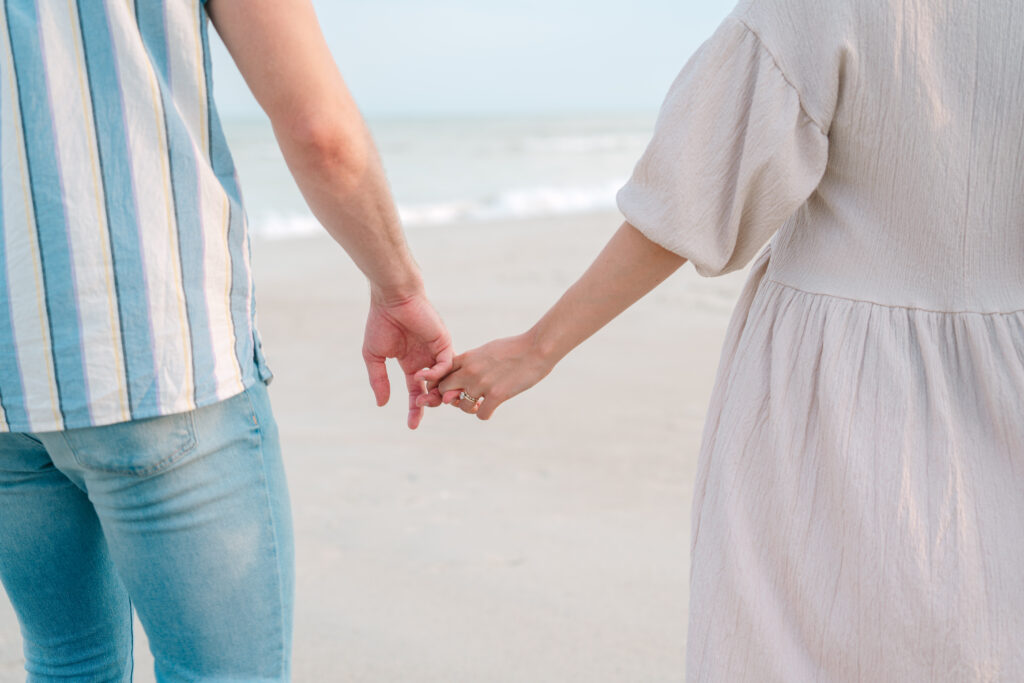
{"left": 207, "top": 0, "right": 419, "bottom": 299}
{"left": 207, "top": 0, "right": 453, "bottom": 428}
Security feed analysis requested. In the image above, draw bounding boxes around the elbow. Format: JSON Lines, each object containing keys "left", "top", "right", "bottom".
{"left": 280, "top": 114, "right": 372, "bottom": 187}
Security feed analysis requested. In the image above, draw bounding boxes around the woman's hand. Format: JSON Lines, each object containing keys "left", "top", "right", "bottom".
{"left": 419, "top": 333, "right": 556, "bottom": 420}
{"left": 415, "top": 223, "right": 685, "bottom": 423}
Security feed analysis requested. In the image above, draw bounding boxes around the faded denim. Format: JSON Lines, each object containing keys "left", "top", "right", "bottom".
{"left": 0, "top": 381, "right": 293, "bottom": 682}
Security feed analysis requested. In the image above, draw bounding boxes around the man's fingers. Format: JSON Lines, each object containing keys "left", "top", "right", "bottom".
{"left": 407, "top": 392, "right": 424, "bottom": 430}
{"left": 363, "top": 353, "right": 390, "bottom": 406}
{"left": 414, "top": 347, "right": 456, "bottom": 387}
{"left": 405, "top": 361, "right": 446, "bottom": 426}
{"left": 407, "top": 372, "right": 427, "bottom": 429}
{"left": 416, "top": 388, "right": 444, "bottom": 408}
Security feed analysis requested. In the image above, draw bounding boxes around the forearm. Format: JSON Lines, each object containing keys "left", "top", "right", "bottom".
{"left": 530, "top": 222, "right": 686, "bottom": 366}
{"left": 274, "top": 112, "right": 423, "bottom": 302}
{"left": 433, "top": 222, "right": 686, "bottom": 419}
{"left": 208, "top": 0, "right": 421, "bottom": 301}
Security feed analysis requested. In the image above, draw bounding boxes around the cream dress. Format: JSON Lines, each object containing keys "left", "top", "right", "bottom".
{"left": 617, "top": 0, "right": 1024, "bottom": 680}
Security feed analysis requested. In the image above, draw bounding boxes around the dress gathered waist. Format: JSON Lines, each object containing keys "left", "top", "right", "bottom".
{"left": 760, "top": 277, "right": 1024, "bottom": 318}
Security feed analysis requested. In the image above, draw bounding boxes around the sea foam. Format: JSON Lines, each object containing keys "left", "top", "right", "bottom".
{"left": 253, "top": 179, "right": 626, "bottom": 238}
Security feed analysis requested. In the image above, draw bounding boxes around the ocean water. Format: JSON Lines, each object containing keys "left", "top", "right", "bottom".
{"left": 222, "top": 113, "right": 657, "bottom": 239}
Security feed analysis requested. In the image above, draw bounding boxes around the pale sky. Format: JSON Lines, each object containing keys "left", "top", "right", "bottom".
{"left": 208, "top": 0, "right": 738, "bottom": 118}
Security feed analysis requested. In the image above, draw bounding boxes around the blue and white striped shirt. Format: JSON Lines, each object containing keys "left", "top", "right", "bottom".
{"left": 0, "top": 0, "right": 271, "bottom": 433}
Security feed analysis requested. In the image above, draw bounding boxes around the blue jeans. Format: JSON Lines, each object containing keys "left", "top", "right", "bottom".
{"left": 0, "top": 381, "right": 294, "bottom": 682}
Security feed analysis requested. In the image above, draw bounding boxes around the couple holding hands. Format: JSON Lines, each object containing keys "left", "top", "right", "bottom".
{"left": 3, "top": 0, "right": 1024, "bottom": 680}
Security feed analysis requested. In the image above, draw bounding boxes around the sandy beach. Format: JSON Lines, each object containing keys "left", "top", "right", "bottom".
{"left": 0, "top": 211, "right": 749, "bottom": 682}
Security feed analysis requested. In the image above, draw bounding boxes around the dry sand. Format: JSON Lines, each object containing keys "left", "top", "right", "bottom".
{"left": 0, "top": 211, "right": 750, "bottom": 681}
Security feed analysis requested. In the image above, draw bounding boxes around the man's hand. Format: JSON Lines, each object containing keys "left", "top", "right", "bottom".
{"left": 363, "top": 291, "right": 454, "bottom": 430}
{"left": 210, "top": 0, "right": 451, "bottom": 430}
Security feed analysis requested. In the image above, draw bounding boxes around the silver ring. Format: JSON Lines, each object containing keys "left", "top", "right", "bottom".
{"left": 459, "top": 390, "right": 482, "bottom": 404}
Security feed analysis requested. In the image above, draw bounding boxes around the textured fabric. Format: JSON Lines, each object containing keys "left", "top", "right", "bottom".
{"left": 0, "top": 0, "right": 271, "bottom": 433}
{"left": 617, "top": 0, "right": 1024, "bottom": 680}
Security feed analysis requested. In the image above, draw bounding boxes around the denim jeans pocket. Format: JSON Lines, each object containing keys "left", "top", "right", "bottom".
{"left": 63, "top": 409, "right": 198, "bottom": 476}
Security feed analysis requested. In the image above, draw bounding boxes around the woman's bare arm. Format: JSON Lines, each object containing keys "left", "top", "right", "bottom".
{"left": 429, "top": 222, "right": 686, "bottom": 419}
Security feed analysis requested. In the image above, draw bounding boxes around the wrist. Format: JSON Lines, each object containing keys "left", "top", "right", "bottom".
{"left": 369, "top": 269, "right": 425, "bottom": 307}
{"left": 525, "top": 321, "right": 565, "bottom": 374}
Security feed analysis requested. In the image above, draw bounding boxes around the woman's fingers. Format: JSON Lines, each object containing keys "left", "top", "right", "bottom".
{"left": 440, "top": 386, "right": 501, "bottom": 419}
{"left": 434, "top": 361, "right": 504, "bottom": 418}
{"left": 457, "top": 395, "right": 482, "bottom": 414}
{"left": 438, "top": 371, "right": 468, "bottom": 398}
{"left": 446, "top": 385, "right": 483, "bottom": 414}
{"left": 437, "top": 371, "right": 483, "bottom": 414}
{"left": 475, "top": 393, "right": 501, "bottom": 420}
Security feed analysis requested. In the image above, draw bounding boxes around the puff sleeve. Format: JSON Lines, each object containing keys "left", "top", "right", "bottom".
{"left": 616, "top": 16, "right": 829, "bottom": 277}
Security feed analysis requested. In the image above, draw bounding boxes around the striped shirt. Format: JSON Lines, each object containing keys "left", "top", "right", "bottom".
{"left": 0, "top": 0, "right": 271, "bottom": 433}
